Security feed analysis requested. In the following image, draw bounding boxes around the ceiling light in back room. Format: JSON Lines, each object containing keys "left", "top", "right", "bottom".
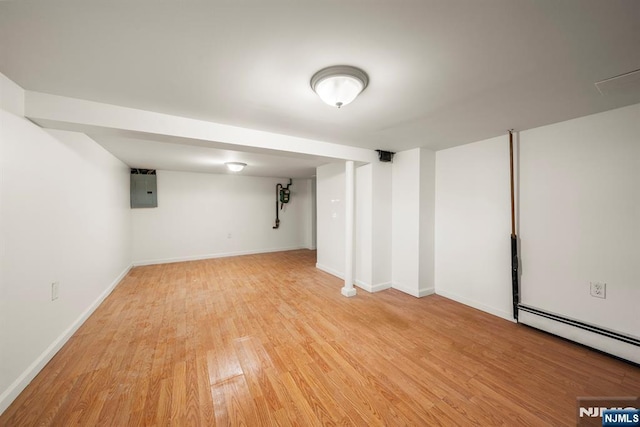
{"left": 225, "top": 162, "right": 246, "bottom": 172}
{"left": 311, "top": 65, "right": 369, "bottom": 108}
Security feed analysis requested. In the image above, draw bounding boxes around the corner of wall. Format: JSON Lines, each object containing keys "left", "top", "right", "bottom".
{"left": 0, "top": 102, "right": 133, "bottom": 415}
{"left": 418, "top": 148, "right": 436, "bottom": 293}
{"left": 0, "top": 264, "right": 132, "bottom": 415}
{"left": 0, "top": 73, "right": 25, "bottom": 117}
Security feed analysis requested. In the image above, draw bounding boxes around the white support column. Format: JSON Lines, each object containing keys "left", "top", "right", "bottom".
{"left": 342, "top": 160, "right": 357, "bottom": 297}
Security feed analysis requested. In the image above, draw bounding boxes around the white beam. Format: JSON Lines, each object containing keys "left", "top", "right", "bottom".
{"left": 24, "top": 91, "right": 377, "bottom": 163}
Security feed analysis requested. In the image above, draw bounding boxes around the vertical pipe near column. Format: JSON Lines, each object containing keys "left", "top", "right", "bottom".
{"left": 342, "top": 160, "right": 357, "bottom": 297}
{"left": 509, "top": 130, "right": 519, "bottom": 320}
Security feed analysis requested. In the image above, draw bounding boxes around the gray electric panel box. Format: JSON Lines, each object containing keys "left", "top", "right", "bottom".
{"left": 130, "top": 170, "right": 158, "bottom": 208}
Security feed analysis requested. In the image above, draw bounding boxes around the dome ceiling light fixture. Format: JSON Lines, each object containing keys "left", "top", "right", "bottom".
{"left": 311, "top": 65, "right": 369, "bottom": 108}
{"left": 225, "top": 162, "right": 247, "bottom": 172}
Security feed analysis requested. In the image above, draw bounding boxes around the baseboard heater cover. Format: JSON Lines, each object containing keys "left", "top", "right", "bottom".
{"left": 518, "top": 304, "right": 640, "bottom": 365}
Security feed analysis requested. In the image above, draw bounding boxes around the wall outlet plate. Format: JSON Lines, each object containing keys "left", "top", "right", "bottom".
{"left": 590, "top": 281, "right": 606, "bottom": 299}
{"left": 51, "top": 281, "right": 59, "bottom": 301}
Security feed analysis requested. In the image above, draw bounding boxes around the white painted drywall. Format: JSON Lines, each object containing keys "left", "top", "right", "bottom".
{"left": 131, "top": 171, "right": 310, "bottom": 265}
{"left": 519, "top": 103, "right": 639, "bottom": 337}
{"left": 390, "top": 148, "right": 436, "bottom": 297}
{"left": 355, "top": 164, "right": 373, "bottom": 288}
{"left": 311, "top": 177, "right": 317, "bottom": 250}
{"left": 391, "top": 149, "right": 420, "bottom": 295}
{"left": 389, "top": 149, "right": 428, "bottom": 296}
{"left": 435, "top": 102, "right": 640, "bottom": 336}
{"left": 316, "top": 163, "right": 346, "bottom": 279}
{"left": 295, "top": 178, "right": 314, "bottom": 250}
{"left": 0, "top": 75, "right": 131, "bottom": 413}
{"left": 371, "top": 161, "right": 392, "bottom": 290}
{"left": 435, "top": 136, "right": 513, "bottom": 320}
{"left": 0, "top": 73, "right": 24, "bottom": 117}
{"left": 419, "top": 149, "right": 436, "bottom": 295}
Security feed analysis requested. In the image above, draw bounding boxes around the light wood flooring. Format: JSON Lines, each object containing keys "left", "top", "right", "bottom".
{"left": 1, "top": 249, "right": 638, "bottom": 426}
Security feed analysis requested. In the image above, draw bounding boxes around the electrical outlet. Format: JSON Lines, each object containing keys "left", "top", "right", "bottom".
{"left": 590, "top": 281, "right": 606, "bottom": 299}
{"left": 227, "top": 233, "right": 232, "bottom": 239}
{"left": 51, "top": 281, "right": 59, "bottom": 301}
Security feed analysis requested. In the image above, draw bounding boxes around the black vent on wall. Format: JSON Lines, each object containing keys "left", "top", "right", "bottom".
{"left": 376, "top": 150, "right": 395, "bottom": 162}
{"left": 131, "top": 169, "right": 156, "bottom": 175}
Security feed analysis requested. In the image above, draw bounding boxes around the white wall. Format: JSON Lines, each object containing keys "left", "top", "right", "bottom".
{"left": 391, "top": 150, "right": 421, "bottom": 294}
{"left": 316, "top": 162, "right": 346, "bottom": 279}
{"left": 371, "top": 161, "right": 392, "bottom": 290}
{"left": 391, "top": 148, "right": 435, "bottom": 297}
{"left": 419, "top": 149, "right": 436, "bottom": 294}
{"left": 519, "top": 103, "right": 639, "bottom": 337}
{"left": 0, "top": 73, "right": 132, "bottom": 413}
{"left": 435, "top": 103, "right": 640, "bottom": 335}
{"left": 0, "top": 73, "right": 24, "bottom": 116}
{"left": 435, "top": 136, "right": 513, "bottom": 320}
{"left": 311, "top": 177, "right": 317, "bottom": 250}
{"left": 355, "top": 164, "right": 373, "bottom": 288}
{"left": 296, "top": 178, "right": 314, "bottom": 250}
{"left": 131, "top": 171, "right": 311, "bottom": 265}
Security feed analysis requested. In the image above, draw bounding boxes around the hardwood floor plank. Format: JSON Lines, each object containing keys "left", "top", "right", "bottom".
{"left": 210, "top": 382, "right": 229, "bottom": 426}
{"left": 278, "top": 372, "right": 322, "bottom": 426}
{"left": 64, "top": 371, "right": 108, "bottom": 426}
{"left": 223, "top": 374, "right": 261, "bottom": 427}
{"left": 170, "top": 360, "right": 187, "bottom": 425}
{"left": 1, "top": 249, "right": 638, "bottom": 426}
{"left": 154, "top": 378, "right": 172, "bottom": 426}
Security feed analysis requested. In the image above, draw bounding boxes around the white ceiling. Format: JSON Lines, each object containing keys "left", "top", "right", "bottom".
{"left": 1, "top": 0, "right": 639, "bottom": 176}
{"left": 91, "top": 135, "right": 330, "bottom": 178}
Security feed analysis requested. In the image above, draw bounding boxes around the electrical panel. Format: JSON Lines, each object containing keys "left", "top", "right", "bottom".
{"left": 130, "top": 169, "right": 157, "bottom": 208}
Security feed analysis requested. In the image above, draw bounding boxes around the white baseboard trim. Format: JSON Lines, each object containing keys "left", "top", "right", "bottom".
{"left": 315, "top": 264, "right": 391, "bottom": 293}
{"left": 435, "top": 288, "right": 514, "bottom": 322}
{"left": 357, "top": 281, "right": 392, "bottom": 293}
{"left": 133, "top": 246, "right": 306, "bottom": 266}
{"left": 518, "top": 308, "right": 640, "bottom": 364}
{"left": 354, "top": 280, "right": 392, "bottom": 293}
{"left": 418, "top": 287, "right": 435, "bottom": 297}
{"left": 0, "top": 263, "right": 133, "bottom": 416}
{"left": 392, "top": 282, "right": 435, "bottom": 298}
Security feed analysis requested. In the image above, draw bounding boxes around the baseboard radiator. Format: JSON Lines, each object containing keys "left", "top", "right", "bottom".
{"left": 518, "top": 305, "right": 640, "bottom": 365}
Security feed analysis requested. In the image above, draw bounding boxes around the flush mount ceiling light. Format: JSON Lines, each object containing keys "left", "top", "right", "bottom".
{"left": 225, "top": 162, "right": 246, "bottom": 172}
{"left": 311, "top": 65, "right": 369, "bottom": 108}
